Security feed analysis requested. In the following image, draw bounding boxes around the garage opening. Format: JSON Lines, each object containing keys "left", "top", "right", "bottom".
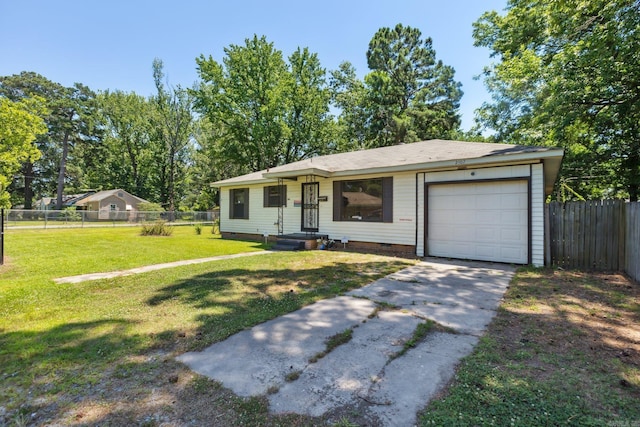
{"left": 426, "top": 180, "right": 529, "bottom": 264}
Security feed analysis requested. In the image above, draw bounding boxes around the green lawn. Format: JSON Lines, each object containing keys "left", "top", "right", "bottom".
{"left": 0, "top": 226, "right": 414, "bottom": 425}
{"left": 2, "top": 226, "right": 637, "bottom": 426}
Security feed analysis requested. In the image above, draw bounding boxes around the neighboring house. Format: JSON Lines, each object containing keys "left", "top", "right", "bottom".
{"left": 214, "top": 139, "right": 564, "bottom": 266}
{"left": 73, "top": 189, "right": 150, "bottom": 220}
{"left": 33, "top": 197, "right": 55, "bottom": 210}
{"left": 34, "top": 193, "right": 95, "bottom": 210}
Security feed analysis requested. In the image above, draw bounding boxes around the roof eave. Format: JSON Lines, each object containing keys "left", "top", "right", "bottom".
{"left": 213, "top": 177, "right": 278, "bottom": 188}
{"left": 262, "top": 167, "right": 332, "bottom": 179}
{"left": 212, "top": 148, "right": 565, "bottom": 188}
{"left": 330, "top": 149, "right": 565, "bottom": 178}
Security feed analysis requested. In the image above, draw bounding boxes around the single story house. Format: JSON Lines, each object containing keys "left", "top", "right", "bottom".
{"left": 214, "top": 139, "right": 564, "bottom": 266}
{"left": 34, "top": 192, "right": 96, "bottom": 210}
{"left": 73, "top": 189, "right": 149, "bottom": 220}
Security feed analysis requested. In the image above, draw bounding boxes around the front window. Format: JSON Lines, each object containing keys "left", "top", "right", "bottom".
{"left": 264, "top": 185, "right": 287, "bottom": 207}
{"left": 109, "top": 204, "right": 117, "bottom": 211}
{"left": 230, "top": 188, "right": 249, "bottom": 219}
{"left": 333, "top": 177, "right": 393, "bottom": 223}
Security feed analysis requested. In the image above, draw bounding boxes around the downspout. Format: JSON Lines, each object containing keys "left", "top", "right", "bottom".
{"left": 415, "top": 172, "right": 419, "bottom": 256}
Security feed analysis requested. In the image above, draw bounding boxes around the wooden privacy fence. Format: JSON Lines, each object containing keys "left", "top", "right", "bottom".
{"left": 627, "top": 203, "right": 640, "bottom": 282}
{"left": 546, "top": 200, "right": 640, "bottom": 282}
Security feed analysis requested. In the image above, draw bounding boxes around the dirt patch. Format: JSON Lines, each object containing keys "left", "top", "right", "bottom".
{"left": 475, "top": 269, "right": 638, "bottom": 412}
{"left": 503, "top": 270, "right": 640, "bottom": 380}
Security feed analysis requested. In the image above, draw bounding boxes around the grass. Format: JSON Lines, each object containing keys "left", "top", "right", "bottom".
{"left": 0, "top": 226, "right": 414, "bottom": 425}
{"left": 2, "top": 227, "right": 638, "bottom": 426}
{"left": 390, "top": 320, "right": 436, "bottom": 361}
{"left": 310, "top": 328, "right": 355, "bottom": 363}
{"left": 420, "top": 268, "right": 640, "bottom": 426}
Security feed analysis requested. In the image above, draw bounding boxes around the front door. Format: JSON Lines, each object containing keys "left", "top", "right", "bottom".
{"left": 301, "top": 182, "right": 319, "bottom": 232}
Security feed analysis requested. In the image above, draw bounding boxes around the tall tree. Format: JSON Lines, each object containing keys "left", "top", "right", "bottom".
{"left": 0, "top": 72, "right": 64, "bottom": 208}
{"left": 366, "top": 24, "right": 463, "bottom": 145}
{"left": 0, "top": 72, "right": 100, "bottom": 208}
{"left": 474, "top": 0, "right": 640, "bottom": 200}
{"left": 0, "top": 97, "right": 47, "bottom": 208}
{"left": 52, "top": 83, "right": 100, "bottom": 209}
{"left": 152, "top": 59, "right": 195, "bottom": 212}
{"left": 329, "top": 62, "right": 371, "bottom": 151}
{"left": 331, "top": 24, "right": 463, "bottom": 148}
{"left": 194, "top": 35, "right": 289, "bottom": 172}
{"left": 283, "top": 47, "right": 336, "bottom": 162}
{"left": 94, "top": 90, "right": 156, "bottom": 199}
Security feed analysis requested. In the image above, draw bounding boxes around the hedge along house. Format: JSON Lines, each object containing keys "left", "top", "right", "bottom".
{"left": 214, "top": 140, "right": 564, "bottom": 266}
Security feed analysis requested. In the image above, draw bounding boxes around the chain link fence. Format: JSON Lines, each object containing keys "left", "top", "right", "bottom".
{"left": 4, "top": 209, "right": 219, "bottom": 229}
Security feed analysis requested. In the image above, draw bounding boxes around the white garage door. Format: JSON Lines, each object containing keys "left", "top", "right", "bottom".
{"left": 427, "top": 180, "right": 528, "bottom": 264}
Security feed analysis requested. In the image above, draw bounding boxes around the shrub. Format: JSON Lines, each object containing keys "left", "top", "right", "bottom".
{"left": 61, "top": 207, "right": 81, "bottom": 222}
{"left": 137, "top": 202, "right": 164, "bottom": 212}
{"left": 140, "top": 220, "right": 173, "bottom": 236}
{"left": 194, "top": 224, "right": 202, "bottom": 235}
{"left": 211, "top": 218, "right": 220, "bottom": 235}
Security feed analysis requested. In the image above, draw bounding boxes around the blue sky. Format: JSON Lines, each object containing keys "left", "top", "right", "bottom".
{"left": 0, "top": 0, "right": 506, "bottom": 131}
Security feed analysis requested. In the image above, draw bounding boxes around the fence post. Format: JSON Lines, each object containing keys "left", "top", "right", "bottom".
{"left": 1, "top": 208, "right": 4, "bottom": 265}
{"left": 544, "top": 203, "right": 551, "bottom": 266}
{"left": 618, "top": 201, "right": 626, "bottom": 271}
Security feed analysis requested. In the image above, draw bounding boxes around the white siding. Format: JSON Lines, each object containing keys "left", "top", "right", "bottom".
{"left": 321, "top": 172, "right": 416, "bottom": 245}
{"left": 424, "top": 164, "right": 531, "bottom": 183}
{"left": 220, "top": 172, "right": 418, "bottom": 246}
{"left": 219, "top": 163, "right": 548, "bottom": 265}
{"left": 220, "top": 185, "right": 279, "bottom": 235}
{"left": 530, "top": 163, "right": 544, "bottom": 266}
{"left": 416, "top": 173, "right": 426, "bottom": 256}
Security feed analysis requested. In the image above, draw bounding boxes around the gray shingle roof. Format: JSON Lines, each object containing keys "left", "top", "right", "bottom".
{"left": 215, "top": 140, "right": 564, "bottom": 192}
{"left": 74, "top": 189, "right": 148, "bottom": 205}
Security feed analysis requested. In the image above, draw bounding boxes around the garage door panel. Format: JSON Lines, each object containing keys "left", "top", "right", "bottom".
{"left": 429, "top": 240, "right": 474, "bottom": 258}
{"left": 500, "top": 227, "right": 526, "bottom": 242}
{"left": 476, "top": 211, "right": 502, "bottom": 225}
{"left": 500, "top": 193, "right": 528, "bottom": 208}
{"left": 476, "top": 194, "right": 502, "bottom": 208}
{"left": 500, "top": 210, "right": 527, "bottom": 225}
{"left": 476, "top": 227, "right": 500, "bottom": 241}
{"left": 427, "top": 181, "right": 528, "bottom": 264}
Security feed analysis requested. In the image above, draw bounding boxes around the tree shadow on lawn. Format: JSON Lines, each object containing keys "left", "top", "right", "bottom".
{"left": 147, "top": 259, "right": 413, "bottom": 351}
{"left": 0, "top": 258, "right": 411, "bottom": 425}
{"left": 422, "top": 268, "right": 640, "bottom": 425}
{"left": 0, "top": 319, "right": 148, "bottom": 423}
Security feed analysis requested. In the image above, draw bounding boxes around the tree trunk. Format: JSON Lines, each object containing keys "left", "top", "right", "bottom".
{"left": 23, "top": 162, "right": 34, "bottom": 210}
{"left": 626, "top": 138, "right": 639, "bottom": 202}
{"left": 125, "top": 140, "right": 140, "bottom": 196}
{"left": 56, "top": 130, "right": 71, "bottom": 210}
{"left": 168, "top": 150, "right": 176, "bottom": 221}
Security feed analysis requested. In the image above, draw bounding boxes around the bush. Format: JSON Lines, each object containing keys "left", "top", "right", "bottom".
{"left": 137, "top": 202, "right": 164, "bottom": 212}
{"left": 140, "top": 220, "right": 173, "bottom": 236}
{"left": 61, "top": 207, "right": 81, "bottom": 222}
{"left": 194, "top": 224, "right": 202, "bottom": 235}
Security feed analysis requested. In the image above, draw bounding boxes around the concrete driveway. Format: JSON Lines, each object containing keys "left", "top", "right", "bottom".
{"left": 178, "top": 258, "right": 514, "bottom": 426}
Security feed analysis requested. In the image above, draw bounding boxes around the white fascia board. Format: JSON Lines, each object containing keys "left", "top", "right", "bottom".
{"left": 330, "top": 149, "right": 565, "bottom": 178}
{"left": 262, "top": 167, "right": 332, "bottom": 179}
{"left": 213, "top": 178, "right": 277, "bottom": 188}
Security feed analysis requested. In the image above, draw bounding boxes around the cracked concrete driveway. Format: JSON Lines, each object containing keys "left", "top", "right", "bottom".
{"left": 177, "top": 258, "right": 514, "bottom": 426}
